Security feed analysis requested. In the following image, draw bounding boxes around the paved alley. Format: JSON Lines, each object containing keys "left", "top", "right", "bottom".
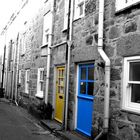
{"left": 0, "top": 98, "right": 61, "bottom": 140}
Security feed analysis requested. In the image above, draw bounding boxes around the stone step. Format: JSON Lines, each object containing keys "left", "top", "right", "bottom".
{"left": 40, "top": 119, "right": 90, "bottom": 140}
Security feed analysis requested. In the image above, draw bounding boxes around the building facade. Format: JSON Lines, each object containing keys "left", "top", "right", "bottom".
{"left": 1, "top": 0, "right": 140, "bottom": 139}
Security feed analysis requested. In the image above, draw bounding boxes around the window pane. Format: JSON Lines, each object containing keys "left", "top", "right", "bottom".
{"left": 58, "top": 78, "right": 60, "bottom": 85}
{"left": 88, "top": 67, "right": 94, "bottom": 80}
{"left": 58, "top": 87, "right": 60, "bottom": 93}
{"left": 62, "top": 69, "right": 64, "bottom": 77}
{"left": 80, "top": 82, "right": 86, "bottom": 94}
{"left": 131, "top": 84, "right": 140, "bottom": 103}
{"left": 40, "top": 71, "right": 44, "bottom": 80}
{"left": 40, "top": 82, "right": 43, "bottom": 91}
{"left": 60, "top": 87, "right": 64, "bottom": 94}
{"left": 60, "top": 78, "right": 64, "bottom": 86}
{"left": 81, "top": 67, "right": 86, "bottom": 80}
{"left": 79, "top": 3, "right": 84, "bottom": 16}
{"left": 27, "top": 70, "right": 30, "bottom": 81}
{"left": 88, "top": 82, "right": 94, "bottom": 96}
{"left": 130, "top": 62, "right": 140, "bottom": 81}
{"left": 27, "top": 83, "right": 29, "bottom": 91}
{"left": 60, "top": 70, "right": 62, "bottom": 77}
{"left": 45, "top": 34, "right": 49, "bottom": 43}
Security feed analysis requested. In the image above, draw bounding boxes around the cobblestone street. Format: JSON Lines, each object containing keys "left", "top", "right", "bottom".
{"left": 0, "top": 98, "right": 61, "bottom": 140}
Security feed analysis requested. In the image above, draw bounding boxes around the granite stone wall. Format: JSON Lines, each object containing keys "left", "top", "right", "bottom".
{"left": 18, "top": 2, "right": 47, "bottom": 104}
{"left": 92, "top": 0, "right": 140, "bottom": 139}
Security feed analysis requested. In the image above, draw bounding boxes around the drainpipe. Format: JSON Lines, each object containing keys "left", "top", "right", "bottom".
{"left": 1, "top": 45, "right": 6, "bottom": 88}
{"left": 64, "top": 0, "right": 73, "bottom": 130}
{"left": 14, "top": 34, "right": 19, "bottom": 106}
{"left": 45, "top": 0, "right": 55, "bottom": 104}
{"left": 10, "top": 40, "right": 14, "bottom": 100}
{"left": 95, "top": 0, "right": 110, "bottom": 139}
{"left": 1, "top": 45, "right": 6, "bottom": 97}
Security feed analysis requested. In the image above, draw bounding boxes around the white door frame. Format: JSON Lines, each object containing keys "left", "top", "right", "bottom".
{"left": 74, "top": 64, "right": 79, "bottom": 129}
{"left": 74, "top": 62, "right": 94, "bottom": 130}
{"left": 52, "top": 65, "right": 65, "bottom": 119}
{"left": 52, "top": 66, "right": 57, "bottom": 118}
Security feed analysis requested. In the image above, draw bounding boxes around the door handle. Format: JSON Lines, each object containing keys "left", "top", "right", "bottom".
{"left": 59, "top": 95, "right": 63, "bottom": 99}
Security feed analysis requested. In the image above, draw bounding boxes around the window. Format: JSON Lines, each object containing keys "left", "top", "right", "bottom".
{"left": 20, "top": 32, "right": 26, "bottom": 55}
{"left": 79, "top": 64, "right": 94, "bottom": 96}
{"left": 11, "top": 42, "right": 15, "bottom": 62}
{"left": 8, "top": 40, "right": 13, "bottom": 71}
{"left": 74, "top": 0, "right": 85, "bottom": 20}
{"left": 42, "top": 11, "right": 52, "bottom": 46}
{"left": 116, "top": 0, "right": 140, "bottom": 12}
{"left": 25, "top": 69, "right": 30, "bottom": 94}
{"left": 123, "top": 56, "right": 140, "bottom": 113}
{"left": 36, "top": 68, "right": 44, "bottom": 98}
{"left": 63, "top": 0, "right": 69, "bottom": 31}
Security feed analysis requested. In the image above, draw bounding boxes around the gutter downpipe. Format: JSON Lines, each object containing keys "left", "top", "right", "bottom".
{"left": 12, "top": 40, "right": 16, "bottom": 101}
{"left": 1, "top": 45, "right": 6, "bottom": 97}
{"left": 14, "top": 34, "right": 19, "bottom": 106}
{"left": 95, "top": 0, "right": 110, "bottom": 139}
{"left": 64, "top": 0, "right": 74, "bottom": 130}
{"left": 45, "top": 0, "right": 55, "bottom": 104}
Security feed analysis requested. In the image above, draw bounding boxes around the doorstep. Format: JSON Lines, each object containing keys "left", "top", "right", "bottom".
{"left": 40, "top": 120, "right": 90, "bottom": 140}
{"left": 41, "top": 120, "right": 62, "bottom": 132}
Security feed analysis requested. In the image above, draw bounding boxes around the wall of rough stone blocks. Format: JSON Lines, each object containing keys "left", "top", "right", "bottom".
{"left": 92, "top": 0, "right": 140, "bottom": 139}
{"left": 17, "top": 1, "right": 47, "bottom": 104}
{"left": 47, "top": 0, "right": 68, "bottom": 100}
{"left": 52, "top": 0, "right": 67, "bottom": 45}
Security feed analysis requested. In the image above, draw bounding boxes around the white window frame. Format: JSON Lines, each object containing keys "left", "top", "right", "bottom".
{"left": 63, "top": 0, "right": 69, "bottom": 31}
{"left": 36, "top": 68, "right": 44, "bottom": 98}
{"left": 42, "top": 11, "right": 52, "bottom": 46}
{"left": 11, "top": 42, "right": 15, "bottom": 62}
{"left": 116, "top": 0, "right": 140, "bottom": 12}
{"left": 20, "top": 32, "right": 26, "bottom": 55}
{"left": 25, "top": 69, "right": 30, "bottom": 94}
{"left": 122, "top": 56, "right": 140, "bottom": 113}
{"left": 74, "top": 0, "right": 85, "bottom": 20}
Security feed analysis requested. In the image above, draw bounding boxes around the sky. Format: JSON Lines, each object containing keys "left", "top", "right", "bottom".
{"left": 0, "top": 0, "right": 20, "bottom": 55}
{"left": 0, "top": 0, "right": 19, "bottom": 32}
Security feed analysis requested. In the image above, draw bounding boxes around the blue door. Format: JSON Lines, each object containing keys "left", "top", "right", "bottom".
{"left": 76, "top": 64, "right": 94, "bottom": 136}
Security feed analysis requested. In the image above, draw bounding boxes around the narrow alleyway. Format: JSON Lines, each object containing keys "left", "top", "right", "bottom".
{"left": 0, "top": 98, "right": 61, "bottom": 140}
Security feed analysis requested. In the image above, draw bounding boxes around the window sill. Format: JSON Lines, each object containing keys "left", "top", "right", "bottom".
{"left": 121, "top": 106, "right": 140, "bottom": 115}
{"left": 41, "top": 44, "right": 48, "bottom": 48}
{"left": 21, "top": 53, "right": 25, "bottom": 57}
{"left": 35, "top": 92, "right": 43, "bottom": 99}
{"left": 62, "top": 28, "right": 68, "bottom": 33}
{"left": 73, "top": 17, "right": 82, "bottom": 22}
{"left": 115, "top": 1, "right": 140, "bottom": 13}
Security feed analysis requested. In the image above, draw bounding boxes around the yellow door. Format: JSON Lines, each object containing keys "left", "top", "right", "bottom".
{"left": 55, "top": 67, "right": 65, "bottom": 123}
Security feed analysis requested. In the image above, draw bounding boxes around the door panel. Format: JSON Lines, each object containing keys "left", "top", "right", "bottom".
{"left": 55, "top": 67, "right": 65, "bottom": 123}
{"left": 77, "top": 96, "right": 93, "bottom": 136}
{"left": 76, "top": 64, "right": 94, "bottom": 136}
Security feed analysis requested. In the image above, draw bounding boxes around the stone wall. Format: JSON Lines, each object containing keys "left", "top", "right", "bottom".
{"left": 92, "top": 0, "right": 140, "bottom": 139}
{"left": 53, "top": 0, "right": 67, "bottom": 45}
{"left": 18, "top": 1, "right": 47, "bottom": 104}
